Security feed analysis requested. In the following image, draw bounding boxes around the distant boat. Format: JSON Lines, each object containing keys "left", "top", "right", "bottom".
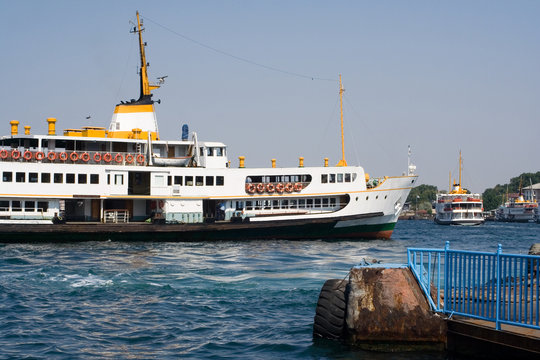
{"left": 434, "top": 152, "right": 484, "bottom": 226}
{"left": 495, "top": 179, "right": 539, "bottom": 223}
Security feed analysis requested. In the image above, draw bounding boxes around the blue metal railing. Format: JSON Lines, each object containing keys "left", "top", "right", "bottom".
{"left": 408, "top": 241, "right": 540, "bottom": 331}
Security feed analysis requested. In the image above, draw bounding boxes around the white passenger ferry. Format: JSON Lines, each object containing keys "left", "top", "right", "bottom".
{"left": 434, "top": 152, "right": 484, "bottom": 226}
{"left": 0, "top": 12, "right": 417, "bottom": 241}
{"left": 495, "top": 180, "right": 538, "bottom": 223}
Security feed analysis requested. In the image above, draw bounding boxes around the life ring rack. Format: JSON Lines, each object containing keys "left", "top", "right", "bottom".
{"left": 23, "top": 150, "right": 33, "bottom": 161}
{"left": 47, "top": 152, "right": 56, "bottom": 161}
{"left": 93, "top": 152, "right": 102, "bottom": 162}
{"left": 69, "top": 152, "right": 79, "bottom": 162}
{"left": 0, "top": 149, "right": 8, "bottom": 159}
{"left": 80, "top": 152, "right": 90, "bottom": 162}
{"left": 125, "top": 154, "right": 134, "bottom": 164}
{"left": 58, "top": 152, "right": 68, "bottom": 161}
{"left": 103, "top": 152, "right": 112, "bottom": 163}
{"left": 275, "top": 183, "right": 285, "bottom": 193}
{"left": 284, "top": 183, "right": 294, "bottom": 193}
{"left": 293, "top": 182, "right": 303, "bottom": 192}
{"left": 266, "top": 183, "right": 275, "bottom": 193}
{"left": 256, "top": 183, "right": 265, "bottom": 193}
{"left": 136, "top": 154, "right": 145, "bottom": 164}
{"left": 114, "top": 153, "right": 123, "bottom": 163}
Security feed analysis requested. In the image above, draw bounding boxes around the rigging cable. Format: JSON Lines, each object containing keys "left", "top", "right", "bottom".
{"left": 142, "top": 15, "right": 336, "bottom": 82}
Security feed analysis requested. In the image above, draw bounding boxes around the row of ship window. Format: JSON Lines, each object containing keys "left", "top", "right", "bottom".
{"left": 321, "top": 173, "right": 357, "bottom": 184}
{"left": 240, "top": 197, "right": 339, "bottom": 211}
{"left": 0, "top": 200, "right": 49, "bottom": 212}
{"left": 2, "top": 171, "right": 100, "bottom": 184}
{"left": 166, "top": 175, "right": 225, "bottom": 186}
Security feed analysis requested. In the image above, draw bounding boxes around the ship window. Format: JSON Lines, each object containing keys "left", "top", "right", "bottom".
{"left": 107, "top": 174, "right": 110, "bottom": 184}
{"left": 235, "top": 201, "right": 244, "bottom": 210}
{"left": 315, "top": 198, "right": 321, "bottom": 207}
{"left": 323, "top": 198, "right": 329, "bottom": 207}
{"left": 255, "top": 201, "right": 262, "bottom": 210}
{"left": 12, "top": 201, "right": 21, "bottom": 211}
{"left": 337, "top": 174, "right": 343, "bottom": 183}
{"left": 168, "top": 176, "right": 172, "bottom": 186}
{"left": 199, "top": 147, "right": 204, "bottom": 156}
{"left": 174, "top": 176, "right": 182, "bottom": 185}
{"left": 90, "top": 174, "right": 99, "bottom": 184}
{"left": 196, "top": 176, "right": 203, "bottom": 186}
{"left": 24, "top": 201, "right": 35, "bottom": 212}
{"left": 16, "top": 172, "right": 25, "bottom": 183}
{"left": 206, "top": 176, "right": 214, "bottom": 186}
{"left": 29, "top": 173, "right": 38, "bottom": 183}
{"left": 345, "top": 173, "right": 351, "bottom": 182}
{"left": 185, "top": 176, "right": 193, "bottom": 186}
{"left": 207, "top": 148, "right": 213, "bottom": 156}
{"left": 290, "top": 199, "right": 297, "bottom": 209}
{"left": 0, "top": 201, "right": 8, "bottom": 211}
{"left": 54, "top": 173, "right": 63, "bottom": 183}
{"left": 3, "top": 172, "right": 12, "bottom": 182}
{"left": 352, "top": 173, "right": 357, "bottom": 181}
{"left": 41, "top": 173, "right": 51, "bottom": 183}
{"left": 321, "top": 174, "right": 328, "bottom": 183}
{"left": 329, "top": 174, "right": 336, "bottom": 183}
{"left": 78, "top": 174, "right": 87, "bottom": 184}
{"left": 330, "top": 198, "right": 336, "bottom": 206}
{"left": 299, "top": 199, "right": 306, "bottom": 207}
{"left": 216, "top": 147, "right": 223, "bottom": 156}
{"left": 306, "top": 199, "right": 313, "bottom": 208}
{"left": 272, "top": 200, "right": 279, "bottom": 208}
{"left": 116, "top": 123, "right": 120, "bottom": 130}
{"left": 246, "top": 201, "right": 253, "bottom": 210}
{"left": 66, "top": 174, "right": 75, "bottom": 184}
{"left": 115, "top": 174, "right": 124, "bottom": 185}
{"left": 281, "top": 200, "right": 289, "bottom": 208}
{"left": 37, "top": 201, "right": 48, "bottom": 212}
{"left": 216, "top": 176, "right": 224, "bottom": 186}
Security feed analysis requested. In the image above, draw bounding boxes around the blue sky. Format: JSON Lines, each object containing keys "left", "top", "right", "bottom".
{"left": 1, "top": 1, "right": 539, "bottom": 192}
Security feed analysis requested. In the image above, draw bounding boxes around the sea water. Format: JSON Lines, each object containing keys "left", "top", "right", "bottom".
{"left": 0, "top": 221, "right": 538, "bottom": 359}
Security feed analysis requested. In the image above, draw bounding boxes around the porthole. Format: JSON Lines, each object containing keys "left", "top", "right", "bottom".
{"left": 366, "top": 196, "right": 369, "bottom": 200}
{"left": 355, "top": 197, "right": 358, "bottom": 201}
{"left": 411, "top": 179, "right": 415, "bottom": 184}
{"left": 384, "top": 195, "right": 388, "bottom": 199}
{"left": 376, "top": 195, "right": 379, "bottom": 199}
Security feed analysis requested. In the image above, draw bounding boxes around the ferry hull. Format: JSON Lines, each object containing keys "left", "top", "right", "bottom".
{"left": 0, "top": 215, "right": 396, "bottom": 242}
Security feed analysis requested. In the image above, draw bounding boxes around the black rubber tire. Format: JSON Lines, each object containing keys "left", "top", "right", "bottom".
{"left": 313, "top": 278, "right": 348, "bottom": 340}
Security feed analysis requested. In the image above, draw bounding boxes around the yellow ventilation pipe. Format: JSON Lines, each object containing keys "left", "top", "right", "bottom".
{"left": 47, "top": 118, "right": 57, "bottom": 135}
{"left": 238, "top": 156, "right": 245, "bottom": 168}
{"left": 324, "top": 157, "right": 329, "bottom": 167}
{"left": 24, "top": 126, "right": 31, "bottom": 135}
{"left": 10, "top": 120, "right": 19, "bottom": 135}
{"left": 271, "top": 159, "right": 276, "bottom": 168}
{"left": 299, "top": 157, "right": 304, "bottom": 168}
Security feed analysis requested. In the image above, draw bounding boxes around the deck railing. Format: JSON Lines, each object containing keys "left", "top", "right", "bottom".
{"left": 408, "top": 241, "right": 540, "bottom": 331}
{"left": 103, "top": 209, "right": 130, "bottom": 223}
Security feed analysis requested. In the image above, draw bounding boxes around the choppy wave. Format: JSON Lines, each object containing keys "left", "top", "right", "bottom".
{"left": 0, "top": 221, "right": 538, "bottom": 359}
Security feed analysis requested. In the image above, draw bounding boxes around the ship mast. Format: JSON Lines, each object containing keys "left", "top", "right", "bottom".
{"left": 336, "top": 75, "right": 347, "bottom": 167}
{"left": 132, "top": 11, "right": 160, "bottom": 103}
{"left": 458, "top": 150, "right": 462, "bottom": 191}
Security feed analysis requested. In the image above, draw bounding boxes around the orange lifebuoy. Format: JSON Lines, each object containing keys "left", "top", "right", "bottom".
{"left": 59, "top": 152, "right": 68, "bottom": 161}
{"left": 69, "top": 152, "right": 79, "bottom": 162}
{"left": 266, "top": 183, "right": 275, "bottom": 193}
{"left": 136, "top": 154, "right": 145, "bottom": 164}
{"left": 80, "top": 152, "right": 90, "bottom": 162}
{"left": 284, "top": 183, "right": 294, "bottom": 193}
{"left": 125, "top": 154, "right": 134, "bottom": 164}
{"left": 47, "top": 152, "right": 56, "bottom": 161}
{"left": 275, "top": 183, "right": 284, "bottom": 193}
{"left": 35, "top": 151, "right": 45, "bottom": 160}
{"left": 256, "top": 183, "right": 265, "bottom": 193}
{"left": 293, "top": 182, "right": 303, "bottom": 192}
{"left": 114, "top": 153, "right": 123, "bottom": 163}
{"left": 93, "top": 152, "right": 102, "bottom": 162}
{"left": 23, "top": 151, "right": 33, "bottom": 160}
{"left": 103, "top": 152, "right": 112, "bottom": 163}
{"left": 245, "top": 183, "right": 256, "bottom": 194}
{"left": 11, "top": 149, "right": 21, "bottom": 160}
{"left": 0, "top": 149, "right": 8, "bottom": 159}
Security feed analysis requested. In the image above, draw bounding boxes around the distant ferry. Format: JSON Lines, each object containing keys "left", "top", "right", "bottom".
{"left": 434, "top": 152, "right": 484, "bottom": 226}
{"left": 0, "top": 12, "right": 417, "bottom": 241}
{"left": 495, "top": 180, "right": 538, "bottom": 223}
